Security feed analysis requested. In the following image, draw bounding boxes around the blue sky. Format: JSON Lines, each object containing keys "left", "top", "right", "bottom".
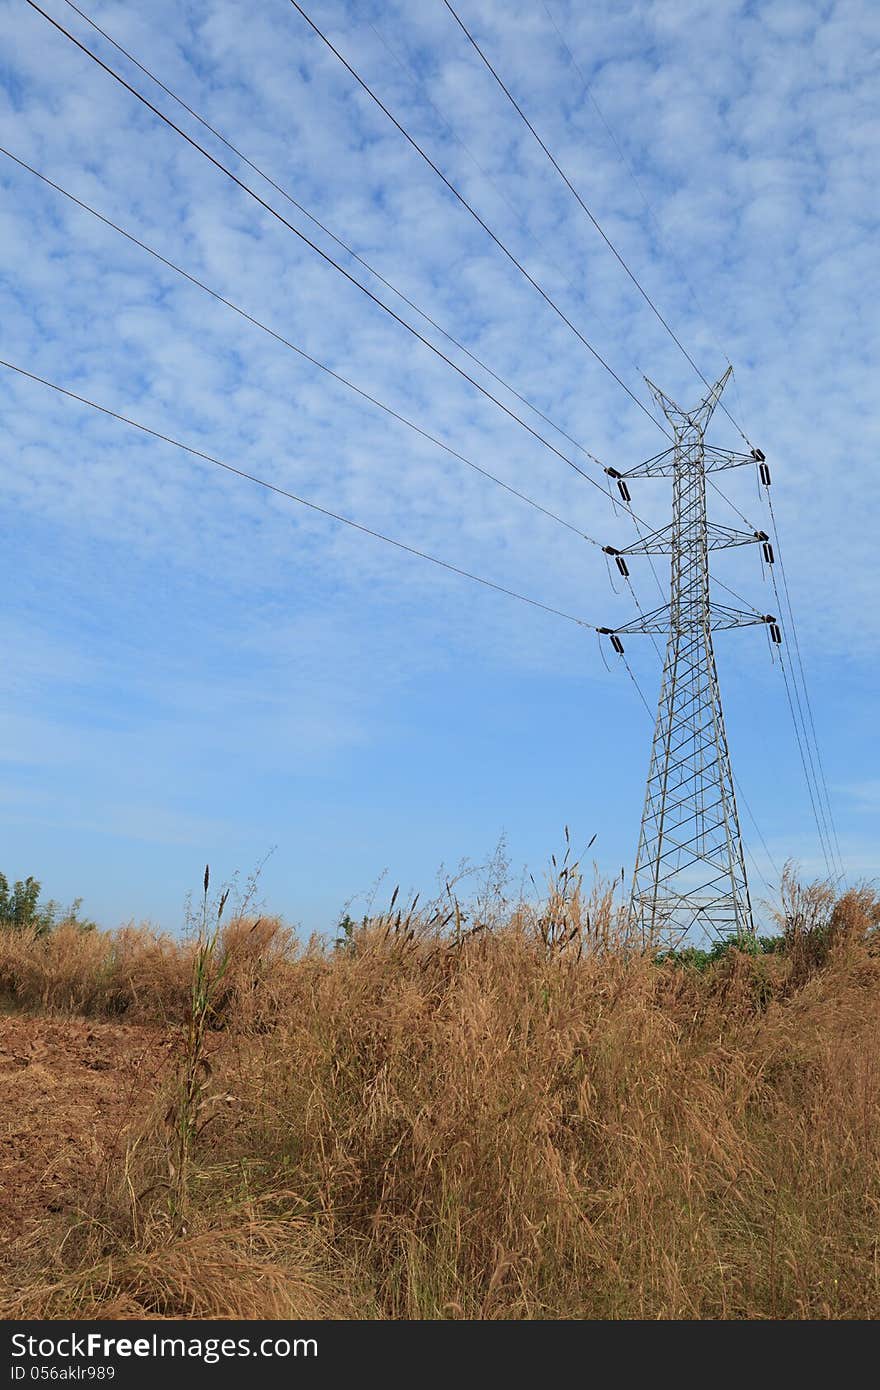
{"left": 0, "top": 0, "right": 877, "bottom": 934}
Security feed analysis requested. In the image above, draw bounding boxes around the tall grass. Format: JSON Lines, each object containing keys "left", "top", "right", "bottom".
{"left": 2, "top": 868, "right": 879, "bottom": 1319}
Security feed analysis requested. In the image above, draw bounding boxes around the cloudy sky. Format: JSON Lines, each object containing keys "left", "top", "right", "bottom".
{"left": 0, "top": 0, "right": 877, "bottom": 932}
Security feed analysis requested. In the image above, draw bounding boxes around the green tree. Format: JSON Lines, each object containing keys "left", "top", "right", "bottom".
{"left": 0, "top": 873, "right": 94, "bottom": 934}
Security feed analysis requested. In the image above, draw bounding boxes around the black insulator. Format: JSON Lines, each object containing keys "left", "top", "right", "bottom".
{"left": 597, "top": 626, "right": 613, "bottom": 635}
{"left": 604, "top": 466, "right": 622, "bottom": 479}
{"left": 602, "top": 545, "right": 617, "bottom": 555}
{"left": 770, "top": 623, "right": 782, "bottom": 644}
{"left": 750, "top": 447, "right": 766, "bottom": 463}
{"left": 755, "top": 530, "right": 769, "bottom": 542}
{"left": 615, "top": 555, "right": 630, "bottom": 578}
{"left": 617, "top": 479, "right": 632, "bottom": 503}
{"left": 610, "top": 634, "right": 624, "bottom": 655}
{"left": 759, "top": 461, "right": 771, "bottom": 486}
{"left": 762, "top": 541, "right": 775, "bottom": 565}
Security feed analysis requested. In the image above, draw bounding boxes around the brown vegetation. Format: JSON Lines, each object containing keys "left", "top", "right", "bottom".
{"left": 1, "top": 869, "right": 879, "bottom": 1320}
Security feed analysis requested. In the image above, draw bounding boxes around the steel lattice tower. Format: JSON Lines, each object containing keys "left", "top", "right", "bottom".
{"left": 603, "top": 369, "right": 777, "bottom": 949}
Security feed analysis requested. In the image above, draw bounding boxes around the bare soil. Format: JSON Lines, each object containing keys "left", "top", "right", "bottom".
{"left": 0, "top": 1010, "right": 172, "bottom": 1238}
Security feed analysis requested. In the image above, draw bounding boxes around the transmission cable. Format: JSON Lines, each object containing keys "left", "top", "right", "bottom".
{"left": 765, "top": 540, "right": 841, "bottom": 881}
{"left": 539, "top": 0, "right": 737, "bottom": 389}
{"left": 693, "top": 470, "right": 840, "bottom": 879}
{"left": 771, "top": 632, "right": 837, "bottom": 882}
{"left": 441, "top": 0, "right": 721, "bottom": 401}
{"left": 0, "top": 357, "right": 604, "bottom": 632}
{"left": 707, "top": 465, "right": 842, "bottom": 878}
{"left": 25, "top": 1, "right": 647, "bottom": 505}
{"left": 444, "top": 1, "right": 761, "bottom": 450}
{"left": 283, "top": 0, "right": 667, "bottom": 435}
{"left": 615, "top": 504, "right": 667, "bottom": 604}
{"left": 365, "top": 9, "right": 666, "bottom": 435}
{"left": 56, "top": 0, "right": 616, "bottom": 471}
{"left": 764, "top": 491, "right": 843, "bottom": 878}
{"left": 706, "top": 474, "right": 761, "bottom": 532}
{"left": 712, "top": 573, "right": 769, "bottom": 617}
{"left": 0, "top": 144, "right": 603, "bottom": 551}
{"left": 9, "top": 361, "right": 743, "bottom": 886}
{"left": 764, "top": 534, "right": 837, "bottom": 878}
{"left": 16, "top": 3, "right": 796, "bottom": 902}
{"left": 622, "top": 577, "right": 664, "bottom": 662}
{"left": 4, "top": 350, "right": 692, "bottom": 864}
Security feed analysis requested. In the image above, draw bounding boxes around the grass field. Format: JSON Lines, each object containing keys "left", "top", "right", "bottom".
{"left": 1, "top": 867, "right": 879, "bottom": 1320}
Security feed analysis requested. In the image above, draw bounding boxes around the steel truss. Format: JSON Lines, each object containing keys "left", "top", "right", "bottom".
{"left": 606, "top": 369, "right": 772, "bottom": 949}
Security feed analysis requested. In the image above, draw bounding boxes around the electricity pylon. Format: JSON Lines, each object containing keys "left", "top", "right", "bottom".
{"left": 602, "top": 369, "right": 778, "bottom": 949}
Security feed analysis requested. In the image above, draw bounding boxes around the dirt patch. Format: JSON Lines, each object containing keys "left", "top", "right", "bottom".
{"left": 0, "top": 1012, "right": 174, "bottom": 1238}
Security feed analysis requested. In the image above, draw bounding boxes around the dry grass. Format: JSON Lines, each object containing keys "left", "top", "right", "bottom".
{"left": 1, "top": 869, "right": 879, "bottom": 1320}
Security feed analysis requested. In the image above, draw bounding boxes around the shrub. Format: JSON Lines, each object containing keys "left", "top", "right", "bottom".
{"left": 4, "top": 868, "right": 880, "bottom": 1319}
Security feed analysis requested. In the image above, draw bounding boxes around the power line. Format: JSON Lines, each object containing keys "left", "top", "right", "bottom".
{"left": 765, "top": 490, "right": 843, "bottom": 877}
{"left": 13, "top": 3, "right": 819, "bottom": 915}
{"left": 618, "top": 504, "right": 667, "bottom": 603}
{"left": 764, "top": 530, "right": 842, "bottom": 881}
{"left": 442, "top": 0, "right": 719, "bottom": 401}
{"left": 439, "top": 0, "right": 761, "bottom": 450}
{"left": 538, "top": 0, "right": 735, "bottom": 383}
{"left": 283, "top": 0, "right": 667, "bottom": 435}
{"left": 365, "top": 8, "right": 666, "bottom": 434}
{"left": 619, "top": 649, "right": 654, "bottom": 719}
{"left": 31, "top": 0, "right": 676, "bottom": 610}
{"left": 712, "top": 572, "right": 768, "bottom": 616}
{"left": 734, "top": 774, "right": 782, "bottom": 886}
{"left": 361, "top": 15, "right": 682, "bottom": 580}
{"left": 20, "top": 3, "right": 678, "bottom": 645}
{"left": 664, "top": 461, "right": 840, "bottom": 882}
{"left": 6, "top": 356, "right": 711, "bottom": 891}
{"left": 767, "top": 596, "right": 836, "bottom": 881}
{"left": 707, "top": 474, "right": 761, "bottom": 531}
{"left": 0, "top": 356, "right": 604, "bottom": 632}
{"left": 0, "top": 143, "right": 603, "bottom": 552}
{"left": 705, "top": 450, "right": 844, "bottom": 881}
{"left": 57, "top": 0, "right": 614, "bottom": 473}
{"left": 624, "top": 577, "right": 663, "bottom": 662}
{"left": 24, "top": 0, "right": 641, "bottom": 505}
{"left": 771, "top": 631, "right": 837, "bottom": 882}
{"left": 677, "top": 464, "right": 838, "bottom": 879}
